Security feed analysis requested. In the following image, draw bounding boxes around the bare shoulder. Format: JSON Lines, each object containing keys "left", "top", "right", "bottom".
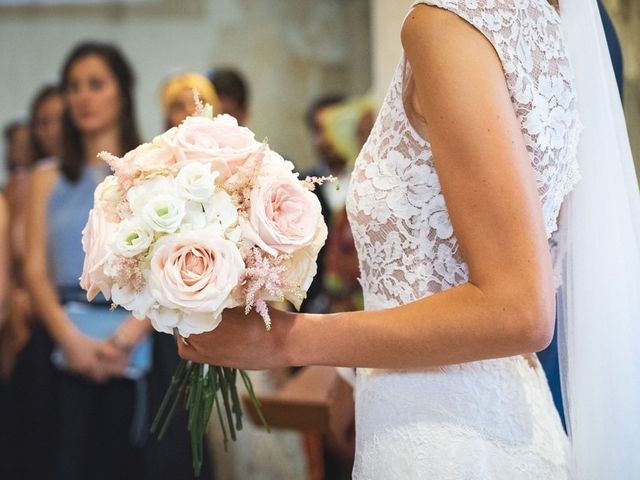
{"left": 401, "top": 4, "right": 500, "bottom": 72}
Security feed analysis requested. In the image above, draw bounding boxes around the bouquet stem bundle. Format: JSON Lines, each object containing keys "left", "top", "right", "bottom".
{"left": 150, "top": 360, "right": 268, "bottom": 476}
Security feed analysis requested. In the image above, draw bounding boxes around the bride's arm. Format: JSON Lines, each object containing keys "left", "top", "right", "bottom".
{"left": 180, "top": 5, "right": 555, "bottom": 369}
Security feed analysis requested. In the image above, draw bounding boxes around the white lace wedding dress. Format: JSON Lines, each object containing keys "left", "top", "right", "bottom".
{"left": 345, "top": 1, "right": 581, "bottom": 478}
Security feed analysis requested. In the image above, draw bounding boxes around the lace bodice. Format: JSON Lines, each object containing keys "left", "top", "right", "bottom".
{"left": 346, "top": 0, "right": 581, "bottom": 310}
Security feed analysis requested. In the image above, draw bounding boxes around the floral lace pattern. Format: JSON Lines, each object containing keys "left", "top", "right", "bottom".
{"left": 345, "top": 0, "right": 579, "bottom": 477}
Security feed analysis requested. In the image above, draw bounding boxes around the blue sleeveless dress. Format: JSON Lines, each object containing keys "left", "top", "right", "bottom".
{"left": 47, "top": 162, "right": 151, "bottom": 378}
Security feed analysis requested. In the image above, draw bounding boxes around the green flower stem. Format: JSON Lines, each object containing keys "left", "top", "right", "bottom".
{"left": 150, "top": 359, "right": 187, "bottom": 435}
{"left": 152, "top": 363, "right": 269, "bottom": 474}
{"left": 217, "top": 367, "right": 237, "bottom": 442}
{"left": 158, "top": 362, "right": 194, "bottom": 440}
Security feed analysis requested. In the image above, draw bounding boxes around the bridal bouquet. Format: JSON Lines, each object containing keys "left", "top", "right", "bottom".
{"left": 79, "top": 101, "right": 328, "bottom": 474}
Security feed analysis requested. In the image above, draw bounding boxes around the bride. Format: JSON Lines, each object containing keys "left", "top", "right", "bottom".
{"left": 177, "top": 0, "right": 640, "bottom": 478}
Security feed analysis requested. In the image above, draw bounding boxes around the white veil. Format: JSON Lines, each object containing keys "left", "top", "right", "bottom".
{"left": 558, "top": 1, "right": 640, "bottom": 478}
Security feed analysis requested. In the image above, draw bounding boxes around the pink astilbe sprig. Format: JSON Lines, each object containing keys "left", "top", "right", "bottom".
{"left": 241, "top": 247, "right": 289, "bottom": 331}
{"left": 223, "top": 142, "right": 269, "bottom": 212}
{"left": 192, "top": 89, "right": 204, "bottom": 117}
{"left": 111, "top": 255, "right": 146, "bottom": 293}
{"left": 98, "top": 150, "right": 138, "bottom": 190}
{"left": 302, "top": 174, "right": 338, "bottom": 191}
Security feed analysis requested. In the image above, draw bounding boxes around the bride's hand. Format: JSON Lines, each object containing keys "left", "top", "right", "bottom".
{"left": 176, "top": 306, "right": 295, "bottom": 369}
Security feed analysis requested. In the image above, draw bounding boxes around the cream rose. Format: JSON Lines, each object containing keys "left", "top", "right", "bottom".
{"left": 80, "top": 208, "right": 119, "bottom": 301}
{"left": 148, "top": 227, "right": 245, "bottom": 335}
{"left": 282, "top": 217, "right": 327, "bottom": 310}
{"left": 94, "top": 175, "right": 121, "bottom": 206}
{"left": 244, "top": 176, "right": 323, "bottom": 256}
{"left": 111, "top": 284, "right": 155, "bottom": 320}
{"left": 171, "top": 114, "right": 261, "bottom": 182}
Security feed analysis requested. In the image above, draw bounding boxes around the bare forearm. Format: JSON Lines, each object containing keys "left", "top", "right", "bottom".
{"left": 25, "top": 271, "right": 75, "bottom": 345}
{"left": 288, "top": 282, "right": 553, "bottom": 369}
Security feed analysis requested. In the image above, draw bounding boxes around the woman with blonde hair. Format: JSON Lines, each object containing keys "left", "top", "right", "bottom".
{"left": 159, "top": 71, "right": 221, "bottom": 128}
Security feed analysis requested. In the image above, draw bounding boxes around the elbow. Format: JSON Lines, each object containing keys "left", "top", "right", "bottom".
{"left": 513, "top": 293, "right": 556, "bottom": 353}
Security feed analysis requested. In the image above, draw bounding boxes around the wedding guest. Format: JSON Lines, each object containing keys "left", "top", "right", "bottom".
{"left": 159, "top": 71, "right": 221, "bottom": 129}
{"left": 0, "top": 120, "right": 32, "bottom": 377}
{"left": 21, "top": 42, "right": 209, "bottom": 480}
{"left": 317, "top": 97, "right": 375, "bottom": 314}
{"left": 1, "top": 86, "right": 65, "bottom": 480}
{"left": 300, "top": 94, "right": 345, "bottom": 314}
{"left": 30, "top": 84, "right": 65, "bottom": 164}
{"left": 0, "top": 194, "right": 12, "bottom": 480}
{"left": 22, "top": 41, "right": 149, "bottom": 480}
{"left": 207, "top": 67, "right": 250, "bottom": 126}
{"left": 4, "top": 85, "right": 64, "bottom": 367}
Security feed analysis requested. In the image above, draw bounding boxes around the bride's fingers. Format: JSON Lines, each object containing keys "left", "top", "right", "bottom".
{"left": 176, "top": 335, "right": 204, "bottom": 363}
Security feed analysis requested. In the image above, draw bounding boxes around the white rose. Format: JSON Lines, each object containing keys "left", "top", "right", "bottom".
{"left": 127, "top": 176, "right": 176, "bottom": 211}
{"left": 181, "top": 201, "right": 208, "bottom": 232}
{"left": 175, "top": 162, "right": 219, "bottom": 203}
{"left": 204, "top": 190, "right": 239, "bottom": 234}
{"left": 111, "top": 284, "right": 156, "bottom": 320}
{"left": 141, "top": 193, "right": 186, "bottom": 233}
{"left": 112, "top": 218, "right": 154, "bottom": 257}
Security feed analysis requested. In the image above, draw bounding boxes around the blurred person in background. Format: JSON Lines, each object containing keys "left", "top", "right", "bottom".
{"left": 300, "top": 94, "right": 345, "bottom": 315}
{"left": 207, "top": 67, "right": 250, "bottom": 126}
{"left": 0, "top": 194, "right": 12, "bottom": 480}
{"left": 0, "top": 120, "right": 32, "bottom": 377}
{"left": 20, "top": 42, "right": 208, "bottom": 480}
{"left": 1, "top": 85, "right": 65, "bottom": 480}
{"left": 22, "top": 41, "right": 150, "bottom": 480}
{"left": 317, "top": 97, "right": 375, "bottom": 314}
{"left": 159, "top": 71, "right": 221, "bottom": 129}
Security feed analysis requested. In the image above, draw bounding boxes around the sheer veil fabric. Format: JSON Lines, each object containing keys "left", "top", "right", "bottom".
{"left": 558, "top": 0, "right": 640, "bottom": 477}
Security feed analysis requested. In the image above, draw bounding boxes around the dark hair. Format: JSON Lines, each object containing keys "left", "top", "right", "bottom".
{"left": 304, "top": 94, "right": 345, "bottom": 132}
{"left": 207, "top": 68, "right": 249, "bottom": 109}
{"left": 29, "top": 84, "right": 62, "bottom": 163}
{"left": 60, "top": 42, "right": 141, "bottom": 182}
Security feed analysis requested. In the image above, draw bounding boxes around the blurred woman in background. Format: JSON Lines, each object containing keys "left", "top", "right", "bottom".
{"left": 23, "top": 41, "right": 152, "bottom": 480}
{"left": 2, "top": 85, "right": 65, "bottom": 480}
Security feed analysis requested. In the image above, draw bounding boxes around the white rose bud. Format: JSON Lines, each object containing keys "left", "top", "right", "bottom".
{"left": 112, "top": 218, "right": 154, "bottom": 257}
{"left": 176, "top": 162, "right": 219, "bottom": 203}
{"left": 142, "top": 193, "right": 186, "bottom": 233}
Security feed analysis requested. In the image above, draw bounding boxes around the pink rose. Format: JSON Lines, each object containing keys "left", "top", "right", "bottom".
{"left": 80, "top": 208, "right": 119, "bottom": 301}
{"left": 148, "top": 227, "right": 245, "bottom": 335}
{"left": 171, "top": 114, "right": 261, "bottom": 182}
{"left": 242, "top": 175, "right": 323, "bottom": 256}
